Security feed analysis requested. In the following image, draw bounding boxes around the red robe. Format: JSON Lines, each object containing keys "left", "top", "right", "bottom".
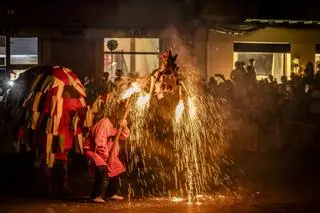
{"left": 84, "top": 118, "right": 130, "bottom": 177}
{"left": 54, "top": 98, "right": 84, "bottom": 160}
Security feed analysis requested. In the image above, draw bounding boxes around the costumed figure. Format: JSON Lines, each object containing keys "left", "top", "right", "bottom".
{"left": 21, "top": 65, "right": 86, "bottom": 197}
{"left": 83, "top": 105, "right": 130, "bottom": 203}
{"left": 148, "top": 51, "right": 181, "bottom": 100}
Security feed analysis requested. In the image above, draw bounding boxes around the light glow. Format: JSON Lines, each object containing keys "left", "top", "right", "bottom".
{"left": 175, "top": 100, "right": 185, "bottom": 121}
{"left": 136, "top": 93, "right": 150, "bottom": 108}
{"left": 188, "top": 97, "right": 196, "bottom": 119}
{"left": 171, "top": 197, "right": 184, "bottom": 202}
{"left": 120, "top": 82, "right": 141, "bottom": 100}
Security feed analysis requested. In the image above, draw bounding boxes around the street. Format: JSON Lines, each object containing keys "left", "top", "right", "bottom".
{"left": 1, "top": 150, "right": 320, "bottom": 213}
{"left": 1, "top": 196, "right": 320, "bottom": 213}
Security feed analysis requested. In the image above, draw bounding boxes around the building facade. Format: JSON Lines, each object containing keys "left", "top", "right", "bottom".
{"left": 0, "top": 0, "right": 208, "bottom": 81}
{"left": 2, "top": 1, "right": 320, "bottom": 84}
{"left": 208, "top": 22, "right": 320, "bottom": 81}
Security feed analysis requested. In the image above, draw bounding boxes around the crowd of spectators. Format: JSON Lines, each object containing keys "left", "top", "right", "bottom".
{"left": 206, "top": 59, "right": 320, "bottom": 151}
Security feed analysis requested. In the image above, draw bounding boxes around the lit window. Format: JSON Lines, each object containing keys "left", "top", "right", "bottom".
{"left": 134, "top": 38, "right": 160, "bottom": 52}
{"left": 316, "top": 54, "right": 320, "bottom": 67}
{"left": 10, "top": 37, "right": 38, "bottom": 65}
{"left": 315, "top": 44, "right": 320, "bottom": 68}
{"left": 0, "top": 36, "right": 5, "bottom": 66}
{"left": 233, "top": 43, "right": 291, "bottom": 81}
{"left": 104, "top": 38, "right": 160, "bottom": 78}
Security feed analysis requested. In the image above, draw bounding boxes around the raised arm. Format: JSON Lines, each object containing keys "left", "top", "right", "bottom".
{"left": 119, "top": 126, "right": 130, "bottom": 140}
{"left": 107, "top": 119, "right": 130, "bottom": 141}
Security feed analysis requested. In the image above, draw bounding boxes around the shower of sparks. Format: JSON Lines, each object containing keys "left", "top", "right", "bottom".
{"left": 170, "top": 65, "right": 233, "bottom": 203}
{"left": 175, "top": 99, "right": 185, "bottom": 121}
{"left": 101, "top": 39, "right": 234, "bottom": 204}
{"left": 120, "top": 65, "right": 233, "bottom": 203}
{"left": 121, "top": 82, "right": 141, "bottom": 100}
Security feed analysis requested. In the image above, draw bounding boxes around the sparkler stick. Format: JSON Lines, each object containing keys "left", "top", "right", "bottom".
{"left": 178, "top": 85, "right": 183, "bottom": 100}
{"left": 180, "top": 81, "right": 190, "bottom": 96}
{"left": 148, "top": 70, "right": 163, "bottom": 99}
{"left": 108, "top": 97, "right": 132, "bottom": 164}
{"left": 108, "top": 78, "right": 151, "bottom": 163}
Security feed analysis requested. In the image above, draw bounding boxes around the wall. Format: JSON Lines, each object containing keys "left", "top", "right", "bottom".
{"left": 48, "top": 38, "right": 100, "bottom": 80}
{"left": 194, "top": 27, "right": 208, "bottom": 79}
{"left": 291, "top": 43, "right": 316, "bottom": 66}
{"left": 207, "top": 39, "right": 233, "bottom": 79}
{"left": 15, "top": 0, "right": 186, "bottom": 80}
{"left": 28, "top": 22, "right": 207, "bottom": 81}
{"left": 207, "top": 27, "right": 320, "bottom": 78}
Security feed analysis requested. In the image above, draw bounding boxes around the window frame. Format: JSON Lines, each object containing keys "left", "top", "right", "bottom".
{"left": 233, "top": 42, "right": 292, "bottom": 80}
{"left": 0, "top": 36, "right": 6, "bottom": 67}
{"left": 103, "top": 37, "right": 161, "bottom": 77}
{"left": 9, "top": 36, "right": 39, "bottom": 66}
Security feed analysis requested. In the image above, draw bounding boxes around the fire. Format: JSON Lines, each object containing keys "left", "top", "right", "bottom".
{"left": 175, "top": 99, "right": 185, "bottom": 121}
{"left": 121, "top": 82, "right": 141, "bottom": 100}
{"left": 136, "top": 93, "right": 151, "bottom": 108}
{"left": 188, "top": 97, "right": 196, "bottom": 119}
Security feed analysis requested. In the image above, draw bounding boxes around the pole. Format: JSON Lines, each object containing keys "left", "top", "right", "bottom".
{"left": 5, "top": 35, "right": 10, "bottom": 67}
{"left": 108, "top": 97, "right": 132, "bottom": 163}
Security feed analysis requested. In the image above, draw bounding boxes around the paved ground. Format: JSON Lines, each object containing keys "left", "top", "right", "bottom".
{"left": 0, "top": 196, "right": 320, "bottom": 213}
{"left": 1, "top": 149, "right": 320, "bottom": 213}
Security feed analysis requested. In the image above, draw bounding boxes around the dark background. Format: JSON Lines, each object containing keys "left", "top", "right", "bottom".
{"left": 0, "top": 0, "right": 320, "bottom": 28}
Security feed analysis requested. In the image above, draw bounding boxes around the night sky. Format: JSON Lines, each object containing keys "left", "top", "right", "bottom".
{"left": 1, "top": 0, "right": 320, "bottom": 27}
{"left": 254, "top": 0, "right": 320, "bottom": 20}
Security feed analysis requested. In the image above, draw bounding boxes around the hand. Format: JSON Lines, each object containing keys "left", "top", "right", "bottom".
{"left": 119, "top": 119, "right": 127, "bottom": 128}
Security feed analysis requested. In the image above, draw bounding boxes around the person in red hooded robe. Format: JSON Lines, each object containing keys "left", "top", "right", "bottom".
{"left": 84, "top": 115, "right": 130, "bottom": 203}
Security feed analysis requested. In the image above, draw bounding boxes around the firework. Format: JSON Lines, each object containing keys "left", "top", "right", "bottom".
{"left": 105, "top": 49, "right": 232, "bottom": 204}
{"left": 121, "top": 82, "right": 141, "bottom": 100}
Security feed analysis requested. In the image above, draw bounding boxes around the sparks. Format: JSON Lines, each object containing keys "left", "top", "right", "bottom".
{"left": 121, "top": 82, "right": 141, "bottom": 100}
{"left": 175, "top": 100, "right": 185, "bottom": 121}
{"left": 136, "top": 93, "right": 151, "bottom": 108}
{"left": 103, "top": 47, "right": 232, "bottom": 203}
{"left": 171, "top": 197, "right": 184, "bottom": 202}
{"left": 188, "top": 97, "right": 196, "bottom": 119}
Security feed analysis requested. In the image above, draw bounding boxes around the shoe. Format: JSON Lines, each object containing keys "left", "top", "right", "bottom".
{"left": 92, "top": 196, "right": 106, "bottom": 203}
{"left": 110, "top": 194, "right": 124, "bottom": 200}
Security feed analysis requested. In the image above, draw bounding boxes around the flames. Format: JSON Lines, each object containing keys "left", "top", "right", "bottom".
{"left": 120, "top": 82, "right": 141, "bottom": 100}
{"left": 120, "top": 81, "right": 196, "bottom": 121}
{"left": 136, "top": 93, "right": 151, "bottom": 108}
{"left": 188, "top": 97, "right": 196, "bottom": 119}
{"left": 175, "top": 100, "right": 185, "bottom": 121}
